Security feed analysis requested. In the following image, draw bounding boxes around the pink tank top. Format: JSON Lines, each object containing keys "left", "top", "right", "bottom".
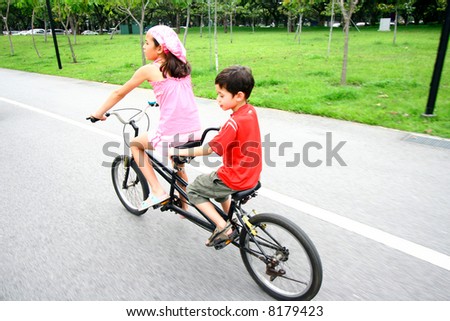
{"left": 150, "top": 72, "right": 201, "bottom": 137}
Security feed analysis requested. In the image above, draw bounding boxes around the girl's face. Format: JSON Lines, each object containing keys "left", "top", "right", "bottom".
{"left": 143, "top": 33, "right": 162, "bottom": 61}
{"left": 215, "top": 85, "right": 244, "bottom": 112}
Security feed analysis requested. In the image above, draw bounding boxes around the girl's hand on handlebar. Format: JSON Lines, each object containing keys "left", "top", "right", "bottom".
{"left": 86, "top": 113, "right": 107, "bottom": 123}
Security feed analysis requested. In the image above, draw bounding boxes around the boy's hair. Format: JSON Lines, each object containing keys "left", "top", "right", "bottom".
{"left": 215, "top": 65, "right": 255, "bottom": 99}
{"left": 153, "top": 38, "right": 191, "bottom": 78}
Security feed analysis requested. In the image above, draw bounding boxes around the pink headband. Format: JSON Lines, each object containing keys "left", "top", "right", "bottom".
{"left": 148, "top": 25, "right": 187, "bottom": 63}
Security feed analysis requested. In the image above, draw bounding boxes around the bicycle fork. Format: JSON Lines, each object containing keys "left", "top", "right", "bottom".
{"left": 122, "top": 156, "right": 131, "bottom": 189}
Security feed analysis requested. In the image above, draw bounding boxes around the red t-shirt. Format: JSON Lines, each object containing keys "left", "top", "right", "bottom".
{"left": 208, "top": 104, "right": 262, "bottom": 190}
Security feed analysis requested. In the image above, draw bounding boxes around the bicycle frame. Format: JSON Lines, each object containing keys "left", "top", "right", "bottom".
{"left": 109, "top": 107, "right": 268, "bottom": 254}
{"left": 122, "top": 114, "right": 227, "bottom": 233}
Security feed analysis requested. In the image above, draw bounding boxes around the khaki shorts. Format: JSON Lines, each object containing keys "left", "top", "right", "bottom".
{"left": 187, "top": 172, "right": 236, "bottom": 205}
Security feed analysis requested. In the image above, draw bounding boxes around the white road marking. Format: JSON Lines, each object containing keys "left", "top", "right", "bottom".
{"left": 3, "top": 96, "right": 450, "bottom": 271}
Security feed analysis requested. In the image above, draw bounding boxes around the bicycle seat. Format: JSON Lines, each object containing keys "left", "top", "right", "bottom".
{"left": 232, "top": 181, "right": 261, "bottom": 201}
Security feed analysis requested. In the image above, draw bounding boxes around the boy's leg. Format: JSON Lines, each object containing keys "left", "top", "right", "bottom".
{"left": 174, "top": 163, "right": 189, "bottom": 211}
{"left": 188, "top": 172, "right": 237, "bottom": 244}
{"left": 195, "top": 202, "right": 227, "bottom": 230}
{"left": 220, "top": 198, "right": 231, "bottom": 215}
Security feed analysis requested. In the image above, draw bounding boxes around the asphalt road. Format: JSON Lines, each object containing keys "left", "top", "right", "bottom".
{"left": 1, "top": 68, "right": 449, "bottom": 301}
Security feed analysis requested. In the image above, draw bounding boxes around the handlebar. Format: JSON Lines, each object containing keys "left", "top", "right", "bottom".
{"left": 86, "top": 101, "right": 159, "bottom": 124}
{"left": 87, "top": 101, "right": 219, "bottom": 150}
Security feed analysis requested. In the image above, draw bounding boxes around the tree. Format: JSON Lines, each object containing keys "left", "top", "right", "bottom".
{"left": 214, "top": 0, "right": 218, "bottom": 71}
{"left": 222, "top": 0, "right": 238, "bottom": 43}
{"left": 282, "top": 0, "right": 315, "bottom": 44}
{"left": 16, "top": 0, "right": 45, "bottom": 58}
{"left": 115, "top": 0, "right": 153, "bottom": 66}
{"left": 391, "top": 1, "right": 416, "bottom": 45}
{"left": 54, "top": 0, "right": 91, "bottom": 63}
{"left": 337, "top": 0, "right": 358, "bottom": 85}
{"left": 1, "top": 0, "right": 15, "bottom": 55}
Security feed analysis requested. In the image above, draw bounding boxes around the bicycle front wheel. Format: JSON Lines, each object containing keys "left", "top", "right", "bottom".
{"left": 111, "top": 155, "right": 149, "bottom": 215}
{"left": 239, "top": 213, "right": 322, "bottom": 301}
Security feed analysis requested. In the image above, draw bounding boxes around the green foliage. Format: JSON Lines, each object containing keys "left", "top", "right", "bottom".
{"left": 0, "top": 25, "right": 449, "bottom": 138}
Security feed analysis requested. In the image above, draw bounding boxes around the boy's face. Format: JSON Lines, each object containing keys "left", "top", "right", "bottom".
{"left": 215, "top": 85, "right": 244, "bottom": 112}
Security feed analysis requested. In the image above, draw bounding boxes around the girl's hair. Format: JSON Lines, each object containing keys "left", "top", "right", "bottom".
{"left": 153, "top": 38, "right": 191, "bottom": 78}
{"left": 215, "top": 65, "right": 255, "bottom": 99}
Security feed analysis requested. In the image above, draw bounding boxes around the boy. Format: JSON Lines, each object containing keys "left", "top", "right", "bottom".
{"left": 170, "top": 65, "right": 262, "bottom": 247}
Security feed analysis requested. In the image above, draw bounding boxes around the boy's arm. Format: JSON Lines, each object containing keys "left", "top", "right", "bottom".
{"left": 169, "top": 144, "right": 213, "bottom": 158}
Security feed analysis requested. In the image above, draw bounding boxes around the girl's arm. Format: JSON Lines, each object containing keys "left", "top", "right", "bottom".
{"left": 91, "top": 64, "right": 161, "bottom": 120}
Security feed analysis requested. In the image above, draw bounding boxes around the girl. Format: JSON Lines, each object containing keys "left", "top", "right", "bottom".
{"left": 89, "top": 25, "right": 202, "bottom": 210}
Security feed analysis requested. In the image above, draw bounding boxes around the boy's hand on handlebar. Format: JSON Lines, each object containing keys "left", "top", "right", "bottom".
{"left": 168, "top": 147, "right": 177, "bottom": 159}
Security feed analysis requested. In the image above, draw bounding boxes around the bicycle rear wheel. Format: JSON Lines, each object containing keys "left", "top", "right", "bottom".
{"left": 111, "top": 155, "right": 149, "bottom": 215}
{"left": 239, "top": 213, "right": 322, "bottom": 301}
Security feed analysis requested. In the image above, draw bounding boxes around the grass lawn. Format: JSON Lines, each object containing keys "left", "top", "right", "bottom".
{"left": 1, "top": 25, "right": 449, "bottom": 138}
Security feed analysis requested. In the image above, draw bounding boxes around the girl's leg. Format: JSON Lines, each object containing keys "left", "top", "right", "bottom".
{"left": 130, "top": 133, "right": 166, "bottom": 198}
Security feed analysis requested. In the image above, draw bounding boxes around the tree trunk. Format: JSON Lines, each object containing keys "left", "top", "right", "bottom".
{"left": 67, "top": 33, "right": 77, "bottom": 63}
{"left": 208, "top": 0, "right": 213, "bottom": 70}
{"left": 31, "top": 9, "right": 41, "bottom": 58}
{"left": 295, "top": 13, "right": 303, "bottom": 43}
{"left": 64, "top": 15, "right": 77, "bottom": 63}
{"left": 214, "top": 0, "right": 219, "bottom": 72}
{"left": 230, "top": 11, "right": 233, "bottom": 43}
{"left": 393, "top": 9, "right": 398, "bottom": 45}
{"left": 2, "top": 0, "right": 14, "bottom": 55}
{"left": 287, "top": 12, "right": 292, "bottom": 33}
{"left": 7, "top": 29, "right": 15, "bottom": 55}
{"left": 200, "top": 11, "right": 204, "bottom": 38}
{"left": 327, "top": 0, "right": 336, "bottom": 58}
{"left": 176, "top": 12, "right": 181, "bottom": 34}
{"left": 341, "top": 18, "right": 350, "bottom": 85}
{"left": 338, "top": 0, "right": 359, "bottom": 85}
{"left": 183, "top": 4, "right": 190, "bottom": 46}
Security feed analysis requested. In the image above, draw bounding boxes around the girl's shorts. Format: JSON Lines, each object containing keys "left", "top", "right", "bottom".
{"left": 149, "top": 129, "right": 203, "bottom": 156}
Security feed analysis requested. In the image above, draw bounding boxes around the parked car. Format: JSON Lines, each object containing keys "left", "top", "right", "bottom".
{"left": 26, "top": 28, "right": 46, "bottom": 35}
{"left": 3, "top": 30, "right": 20, "bottom": 35}
{"left": 81, "top": 30, "right": 99, "bottom": 35}
{"left": 48, "top": 29, "right": 66, "bottom": 35}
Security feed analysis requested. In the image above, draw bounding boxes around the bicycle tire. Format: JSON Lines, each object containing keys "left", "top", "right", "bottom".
{"left": 239, "top": 213, "right": 322, "bottom": 301}
{"left": 111, "top": 155, "right": 149, "bottom": 216}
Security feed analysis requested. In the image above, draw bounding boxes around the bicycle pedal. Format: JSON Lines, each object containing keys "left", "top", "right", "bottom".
{"left": 151, "top": 199, "right": 170, "bottom": 210}
{"left": 214, "top": 242, "right": 227, "bottom": 250}
{"left": 213, "top": 236, "right": 237, "bottom": 250}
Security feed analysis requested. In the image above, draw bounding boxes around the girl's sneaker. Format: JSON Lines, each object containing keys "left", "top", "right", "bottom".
{"left": 140, "top": 193, "right": 169, "bottom": 210}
